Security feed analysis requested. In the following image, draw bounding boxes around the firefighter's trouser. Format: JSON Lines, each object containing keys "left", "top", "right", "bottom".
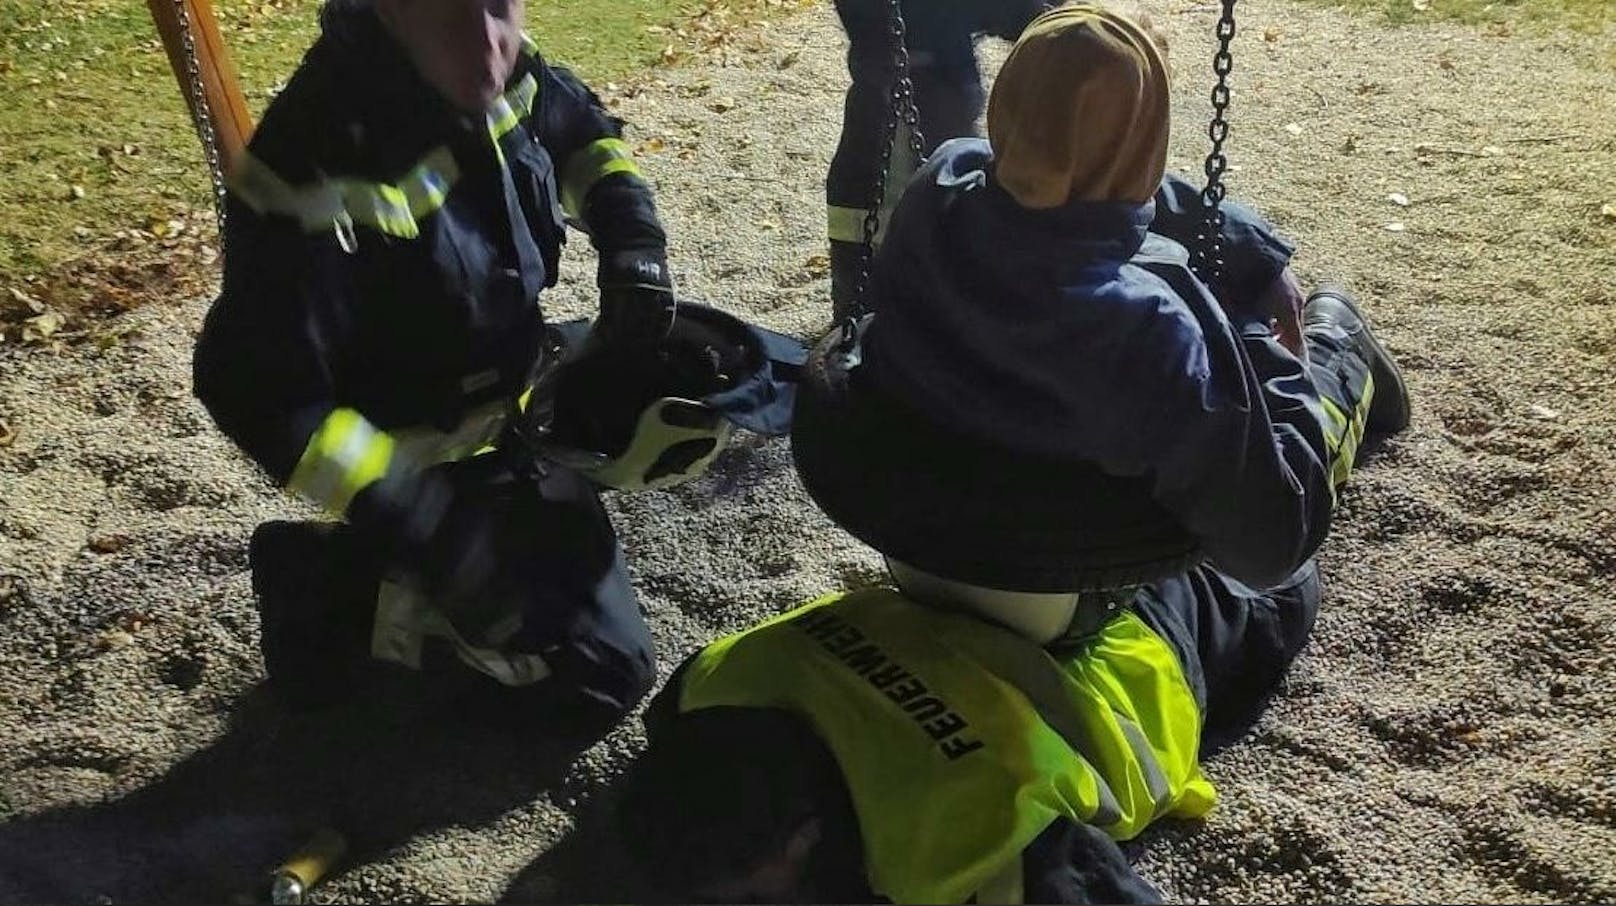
{"left": 828, "top": 0, "right": 988, "bottom": 317}
{"left": 250, "top": 460, "right": 654, "bottom": 720}
{"left": 1133, "top": 319, "right": 1372, "bottom": 747}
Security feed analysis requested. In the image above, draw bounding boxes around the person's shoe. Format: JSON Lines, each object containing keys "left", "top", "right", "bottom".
{"left": 1303, "top": 286, "right": 1411, "bottom": 435}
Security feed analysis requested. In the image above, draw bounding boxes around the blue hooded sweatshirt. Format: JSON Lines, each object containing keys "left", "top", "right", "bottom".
{"left": 863, "top": 138, "right": 1336, "bottom": 590}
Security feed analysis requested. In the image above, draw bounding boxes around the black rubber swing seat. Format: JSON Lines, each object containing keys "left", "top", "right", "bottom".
{"left": 789, "top": 331, "right": 1202, "bottom": 594}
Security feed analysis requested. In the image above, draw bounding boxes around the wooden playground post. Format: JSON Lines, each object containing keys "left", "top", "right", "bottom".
{"left": 145, "top": 0, "right": 255, "bottom": 178}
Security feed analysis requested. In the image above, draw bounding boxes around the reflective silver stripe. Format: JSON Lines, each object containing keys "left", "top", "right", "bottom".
{"left": 390, "top": 400, "right": 510, "bottom": 467}
{"left": 974, "top": 855, "right": 1025, "bottom": 905}
{"left": 1117, "top": 717, "right": 1173, "bottom": 819}
{"left": 287, "top": 408, "right": 394, "bottom": 515}
{"left": 943, "top": 622, "right": 1151, "bottom": 827}
{"left": 372, "top": 581, "right": 552, "bottom": 687}
{"left": 230, "top": 148, "right": 461, "bottom": 240}
{"left": 827, "top": 204, "right": 871, "bottom": 243}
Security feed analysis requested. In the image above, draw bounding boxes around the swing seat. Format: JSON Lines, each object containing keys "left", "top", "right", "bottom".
{"left": 790, "top": 322, "right": 1202, "bottom": 593}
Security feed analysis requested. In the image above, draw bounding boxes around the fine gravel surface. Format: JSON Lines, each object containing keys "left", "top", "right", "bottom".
{"left": 1, "top": 1, "right": 1613, "bottom": 902}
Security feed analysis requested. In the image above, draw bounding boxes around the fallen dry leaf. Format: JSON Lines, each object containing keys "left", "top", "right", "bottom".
{"left": 1263, "top": 27, "right": 1282, "bottom": 42}
{"left": 1412, "top": 0, "right": 1430, "bottom": 10}
{"left": 1284, "top": 122, "right": 1305, "bottom": 136}
{"left": 1387, "top": 192, "right": 1411, "bottom": 207}
{"left": 94, "top": 630, "right": 135, "bottom": 651}
{"left": 710, "top": 96, "right": 737, "bottom": 113}
{"left": 88, "top": 534, "right": 130, "bottom": 554}
{"left": 1528, "top": 404, "right": 1561, "bottom": 420}
{"left": 1385, "top": 222, "right": 1407, "bottom": 232}
{"left": 23, "top": 310, "right": 63, "bottom": 340}
{"left": 0, "top": 421, "right": 15, "bottom": 447}
{"left": 1602, "top": 203, "right": 1616, "bottom": 222}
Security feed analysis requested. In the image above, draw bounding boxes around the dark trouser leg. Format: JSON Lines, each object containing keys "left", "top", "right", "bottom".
{"left": 252, "top": 462, "right": 655, "bottom": 723}
{"left": 251, "top": 520, "right": 379, "bottom": 710}
{"left": 493, "top": 464, "right": 656, "bottom": 720}
{"left": 1302, "top": 311, "right": 1377, "bottom": 493}
{"left": 1131, "top": 561, "right": 1322, "bottom": 751}
{"left": 828, "top": 0, "right": 982, "bottom": 318}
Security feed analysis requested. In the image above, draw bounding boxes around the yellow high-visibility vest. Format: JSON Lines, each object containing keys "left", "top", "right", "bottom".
{"left": 677, "top": 588, "right": 1216, "bottom": 905}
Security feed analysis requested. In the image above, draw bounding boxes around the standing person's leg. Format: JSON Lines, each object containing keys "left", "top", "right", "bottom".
{"left": 828, "top": 0, "right": 897, "bottom": 320}
{"left": 1131, "top": 561, "right": 1322, "bottom": 750}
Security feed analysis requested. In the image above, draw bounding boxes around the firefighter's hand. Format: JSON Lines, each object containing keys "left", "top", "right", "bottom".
{"left": 596, "top": 249, "right": 677, "bottom": 348}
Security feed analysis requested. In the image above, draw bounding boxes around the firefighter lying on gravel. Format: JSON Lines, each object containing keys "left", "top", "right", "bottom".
{"left": 193, "top": 0, "right": 743, "bottom": 721}
{"left": 827, "top": 0, "right": 1056, "bottom": 319}
{"left": 615, "top": 5, "right": 1413, "bottom": 903}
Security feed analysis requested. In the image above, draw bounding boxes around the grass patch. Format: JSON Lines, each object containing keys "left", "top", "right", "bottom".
{"left": 0, "top": 0, "right": 801, "bottom": 340}
{"left": 1302, "top": 0, "right": 1611, "bottom": 32}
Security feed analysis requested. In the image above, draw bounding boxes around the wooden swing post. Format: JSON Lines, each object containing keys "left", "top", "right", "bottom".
{"left": 145, "top": 0, "right": 254, "bottom": 178}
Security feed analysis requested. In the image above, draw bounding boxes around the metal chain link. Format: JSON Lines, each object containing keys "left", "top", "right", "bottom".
{"left": 1191, "top": 0, "right": 1237, "bottom": 291}
{"left": 171, "top": 0, "right": 228, "bottom": 238}
{"left": 840, "top": 0, "right": 927, "bottom": 341}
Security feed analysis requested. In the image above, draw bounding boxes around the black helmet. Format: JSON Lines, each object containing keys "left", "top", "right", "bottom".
{"left": 524, "top": 301, "right": 804, "bottom": 491}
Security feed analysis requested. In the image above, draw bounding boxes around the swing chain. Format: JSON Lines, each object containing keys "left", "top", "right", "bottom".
{"left": 840, "top": 0, "right": 926, "bottom": 345}
{"left": 1192, "top": 0, "right": 1237, "bottom": 291}
{"left": 171, "top": 0, "right": 229, "bottom": 238}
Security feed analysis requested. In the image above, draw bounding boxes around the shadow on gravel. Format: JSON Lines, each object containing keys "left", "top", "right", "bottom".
{"left": 0, "top": 673, "right": 615, "bottom": 903}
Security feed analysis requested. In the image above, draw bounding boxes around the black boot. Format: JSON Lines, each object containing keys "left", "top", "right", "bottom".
{"left": 1303, "top": 287, "right": 1411, "bottom": 435}
{"left": 251, "top": 520, "right": 378, "bottom": 710}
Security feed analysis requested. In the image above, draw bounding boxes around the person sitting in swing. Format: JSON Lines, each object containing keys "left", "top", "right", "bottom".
{"left": 612, "top": 3, "right": 1412, "bottom": 903}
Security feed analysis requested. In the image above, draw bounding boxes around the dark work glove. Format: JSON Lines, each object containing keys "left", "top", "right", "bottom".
{"left": 596, "top": 248, "right": 677, "bottom": 348}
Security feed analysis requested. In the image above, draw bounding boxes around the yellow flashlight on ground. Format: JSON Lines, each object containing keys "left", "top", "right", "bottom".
{"left": 269, "top": 828, "right": 347, "bottom": 904}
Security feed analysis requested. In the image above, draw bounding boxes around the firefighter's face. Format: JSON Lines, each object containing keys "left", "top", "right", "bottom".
{"left": 376, "top": 0, "right": 524, "bottom": 112}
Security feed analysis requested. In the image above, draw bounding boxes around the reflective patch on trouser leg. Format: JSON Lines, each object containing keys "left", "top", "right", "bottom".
{"left": 372, "top": 580, "right": 429, "bottom": 671}
{"left": 1305, "top": 323, "right": 1376, "bottom": 493}
{"left": 1320, "top": 373, "right": 1375, "bottom": 495}
{"left": 370, "top": 581, "right": 553, "bottom": 687}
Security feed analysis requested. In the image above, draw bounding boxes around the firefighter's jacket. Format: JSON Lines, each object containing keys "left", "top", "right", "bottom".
{"left": 194, "top": 3, "right": 665, "bottom": 517}
{"left": 666, "top": 588, "right": 1216, "bottom": 904}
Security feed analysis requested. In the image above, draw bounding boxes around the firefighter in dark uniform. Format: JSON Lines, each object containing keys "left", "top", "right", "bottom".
{"left": 827, "top": 0, "right": 1054, "bottom": 318}
{"left": 193, "top": 0, "right": 678, "bottom": 720}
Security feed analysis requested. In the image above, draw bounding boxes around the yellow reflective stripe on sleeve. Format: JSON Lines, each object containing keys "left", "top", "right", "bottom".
{"left": 827, "top": 204, "right": 872, "bottom": 243}
{"left": 288, "top": 408, "right": 395, "bottom": 515}
{"left": 229, "top": 149, "right": 460, "bottom": 241}
{"left": 520, "top": 33, "right": 540, "bottom": 56}
{"left": 1320, "top": 372, "right": 1373, "bottom": 492}
{"left": 560, "top": 137, "right": 642, "bottom": 219}
{"left": 487, "top": 73, "right": 539, "bottom": 140}
{"left": 975, "top": 856, "right": 1025, "bottom": 905}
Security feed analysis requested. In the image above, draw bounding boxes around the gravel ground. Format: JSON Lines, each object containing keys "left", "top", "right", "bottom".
{"left": 1, "top": 1, "right": 1614, "bottom": 902}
